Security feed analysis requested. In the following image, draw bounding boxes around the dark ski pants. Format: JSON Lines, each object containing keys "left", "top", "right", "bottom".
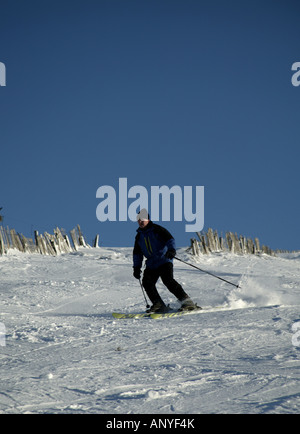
{"left": 142, "top": 262, "right": 188, "bottom": 304}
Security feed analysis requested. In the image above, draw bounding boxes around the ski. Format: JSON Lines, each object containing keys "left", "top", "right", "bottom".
{"left": 112, "top": 312, "right": 151, "bottom": 319}
{"left": 150, "top": 307, "right": 203, "bottom": 319}
{"left": 112, "top": 303, "right": 171, "bottom": 319}
{"left": 112, "top": 306, "right": 202, "bottom": 319}
{"left": 112, "top": 306, "right": 224, "bottom": 320}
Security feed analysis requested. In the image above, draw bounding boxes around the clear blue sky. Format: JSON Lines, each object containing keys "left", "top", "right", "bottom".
{"left": 1, "top": 0, "right": 300, "bottom": 250}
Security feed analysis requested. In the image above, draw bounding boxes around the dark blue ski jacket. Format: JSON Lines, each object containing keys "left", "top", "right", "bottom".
{"left": 133, "top": 221, "right": 176, "bottom": 270}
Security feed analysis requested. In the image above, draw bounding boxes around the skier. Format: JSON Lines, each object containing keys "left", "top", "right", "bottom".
{"left": 133, "top": 209, "right": 197, "bottom": 313}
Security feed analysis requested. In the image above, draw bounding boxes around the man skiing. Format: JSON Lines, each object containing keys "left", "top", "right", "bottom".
{"left": 133, "top": 209, "right": 197, "bottom": 313}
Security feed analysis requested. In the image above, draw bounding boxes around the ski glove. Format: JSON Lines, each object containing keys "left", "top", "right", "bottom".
{"left": 133, "top": 267, "right": 141, "bottom": 279}
{"left": 165, "top": 249, "right": 176, "bottom": 259}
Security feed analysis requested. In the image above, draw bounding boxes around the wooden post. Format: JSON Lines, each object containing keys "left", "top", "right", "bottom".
{"left": 254, "top": 238, "right": 260, "bottom": 253}
{"left": 70, "top": 229, "right": 79, "bottom": 251}
{"left": 93, "top": 234, "right": 99, "bottom": 248}
{"left": 0, "top": 230, "right": 4, "bottom": 255}
{"left": 77, "top": 224, "right": 86, "bottom": 247}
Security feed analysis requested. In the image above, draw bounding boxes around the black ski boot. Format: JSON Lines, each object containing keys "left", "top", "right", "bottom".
{"left": 179, "top": 296, "right": 201, "bottom": 311}
{"left": 146, "top": 300, "right": 169, "bottom": 313}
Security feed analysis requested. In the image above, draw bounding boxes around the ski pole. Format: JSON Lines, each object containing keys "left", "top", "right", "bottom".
{"left": 139, "top": 278, "right": 150, "bottom": 309}
{"left": 174, "top": 256, "right": 240, "bottom": 288}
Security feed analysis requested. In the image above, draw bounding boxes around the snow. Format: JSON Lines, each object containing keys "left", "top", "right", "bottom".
{"left": 0, "top": 247, "right": 299, "bottom": 414}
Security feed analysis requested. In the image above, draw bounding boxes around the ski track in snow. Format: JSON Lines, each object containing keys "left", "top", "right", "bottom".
{"left": 0, "top": 247, "right": 299, "bottom": 414}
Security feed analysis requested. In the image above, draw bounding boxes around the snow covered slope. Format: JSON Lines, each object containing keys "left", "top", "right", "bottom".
{"left": 0, "top": 247, "right": 299, "bottom": 414}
